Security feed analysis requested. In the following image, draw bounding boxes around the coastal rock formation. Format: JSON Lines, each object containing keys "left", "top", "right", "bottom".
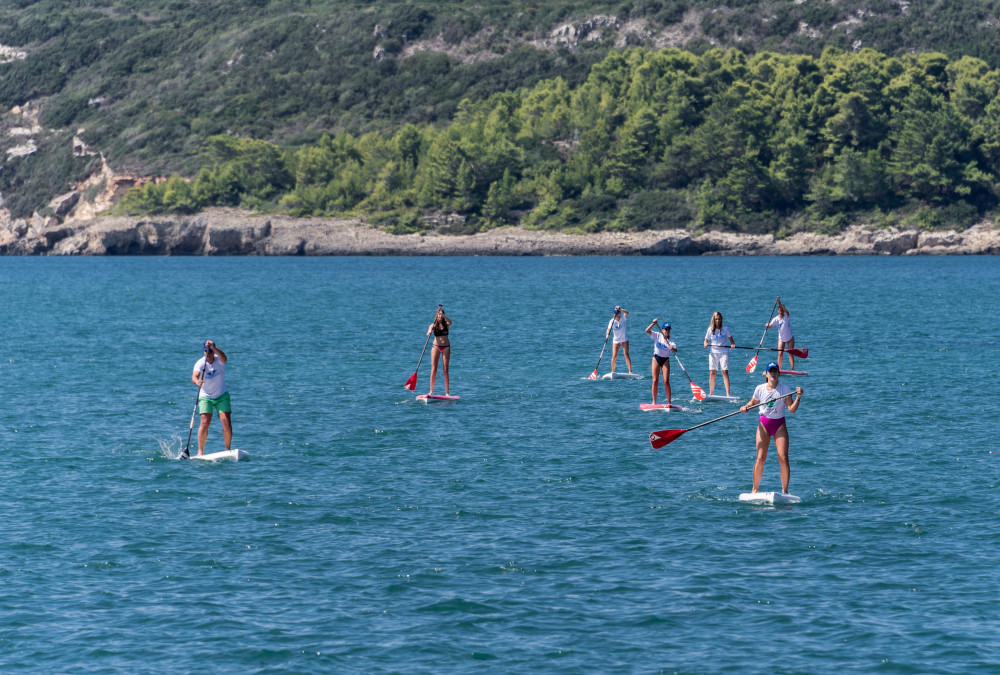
{"left": 0, "top": 210, "right": 997, "bottom": 256}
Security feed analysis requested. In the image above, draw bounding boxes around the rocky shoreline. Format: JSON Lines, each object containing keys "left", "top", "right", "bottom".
{"left": 1, "top": 210, "right": 998, "bottom": 256}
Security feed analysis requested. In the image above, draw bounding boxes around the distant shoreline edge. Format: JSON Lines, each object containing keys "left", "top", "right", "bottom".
{"left": 2, "top": 211, "right": 998, "bottom": 256}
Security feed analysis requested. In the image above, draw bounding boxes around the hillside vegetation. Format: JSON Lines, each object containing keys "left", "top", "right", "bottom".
{"left": 3, "top": 0, "right": 1000, "bottom": 232}
{"left": 117, "top": 47, "right": 1000, "bottom": 235}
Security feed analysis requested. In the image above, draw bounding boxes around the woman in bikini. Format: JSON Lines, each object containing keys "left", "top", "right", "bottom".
{"left": 645, "top": 318, "right": 677, "bottom": 405}
{"left": 740, "top": 362, "right": 803, "bottom": 494}
{"left": 427, "top": 305, "right": 452, "bottom": 396}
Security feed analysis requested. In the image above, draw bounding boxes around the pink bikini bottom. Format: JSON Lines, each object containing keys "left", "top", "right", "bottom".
{"left": 759, "top": 416, "right": 786, "bottom": 438}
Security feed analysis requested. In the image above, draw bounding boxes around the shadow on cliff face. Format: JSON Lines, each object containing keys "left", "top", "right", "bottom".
{"left": 639, "top": 235, "right": 704, "bottom": 255}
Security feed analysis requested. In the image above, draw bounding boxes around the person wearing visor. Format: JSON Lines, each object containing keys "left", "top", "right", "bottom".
{"left": 645, "top": 318, "right": 677, "bottom": 405}
{"left": 192, "top": 340, "right": 232, "bottom": 457}
{"left": 606, "top": 305, "right": 632, "bottom": 375}
{"left": 740, "top": 362, "right": 803, "bottom": 494}
{"left": 426, "top": 304, "right": 452, "bottom": 396}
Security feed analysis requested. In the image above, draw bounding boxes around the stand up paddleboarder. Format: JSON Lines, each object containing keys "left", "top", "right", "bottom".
{"left": 192, "top": 340, "right": 232, "bottom": 457}
{"left": 740, "top": 362, "right": 803, "bottom": 494}
{"left": 703, "top": 311, "right": 736, "bottom": 396}
{"left": 765, "top": 299, "right": 795, "bottom": 370}
{"left": 426, "top": 305, "right": 452, "bottom": 397}
{"left": 606, "top": 306, "right": 632, "bottom": 374}
{"left": 645, "top": 319, "right": 677, "bottom": 405}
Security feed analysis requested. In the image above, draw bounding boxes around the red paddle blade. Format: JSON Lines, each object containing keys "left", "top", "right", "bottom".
{"left": 746, "top": 355, "right": 758, "bottom": 373}
{"left": 588, "top": 370, "right": 598, "bottom": 380}
{"left": 649, "top": 428, "right": 686, "bottom": 449}
{"left": 788, "top": 348, "right": 808, "bottom": 359}
{"left": 690, "top": 382, "right": 706, "bottom": 400}
{"left": 404, "top": 372, "right": 417, "bottom": 391}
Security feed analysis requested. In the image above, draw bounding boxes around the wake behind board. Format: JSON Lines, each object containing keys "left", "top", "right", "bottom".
{"left": 190, "top": 448, "right": 248, "bottom": 462}
{"left": 779, "top": 370, "right": 808, "bottom": 376}
{"left": 700, "top": 394, "right": 740, "bottom": 403}
{"left": 416, "top": 394, "right": 460, "bottom": 402}
{"left": 600, "top": 372, "right": 643, "bottom": 380}
{"left": 639, "top": 403, "right": 687, "bottom": 411}
{"left": 738, "top": 491, "right": 801, "bottom": 505}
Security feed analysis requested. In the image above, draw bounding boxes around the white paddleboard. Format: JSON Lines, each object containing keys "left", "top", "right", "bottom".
{"left": 600, "top": 372, "right": 643, "bottom": 380}
{"left": 416, "top": 394, "right": 460, "bottom": 402}
{"left": 738, "top": 491, "right": 801, "bottom": 505}
{"left": 639, "top": 403, "right": 687, "bottom": 411}
{"left": 190, "top": 448, "right": 248, "bottom": 462}
{"left": 700, "top": 394, "right": 740, "bottom": 403}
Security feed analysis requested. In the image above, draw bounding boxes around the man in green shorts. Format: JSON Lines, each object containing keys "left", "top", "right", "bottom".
{"left": 192, "top": 340, "right": 232, "bottom": 456}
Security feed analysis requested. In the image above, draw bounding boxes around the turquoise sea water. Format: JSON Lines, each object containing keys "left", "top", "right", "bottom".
{"left": 0, "top": 256, "right": 998, "bottom": 673}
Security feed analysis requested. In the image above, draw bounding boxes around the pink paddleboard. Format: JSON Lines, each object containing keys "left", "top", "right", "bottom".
{"left": 779, "top": 370, "right": 808, "bottom": 376}
{"left": 639, "top": 403, "right": 687, "bottom": 411}
{"left": 416, "top": 394, "right": 460, "bottom": 402}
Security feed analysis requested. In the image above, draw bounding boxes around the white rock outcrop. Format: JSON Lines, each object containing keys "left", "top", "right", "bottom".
{"left": 1, "top": 211, "right": 996, "bottom": 256}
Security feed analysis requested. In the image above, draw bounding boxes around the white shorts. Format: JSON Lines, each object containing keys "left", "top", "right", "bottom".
{"left": 709, "top": 351, "right": 729, "bottom": 371}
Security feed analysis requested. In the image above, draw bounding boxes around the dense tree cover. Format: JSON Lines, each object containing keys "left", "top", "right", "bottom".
{"left": 5, "top": 0, "right": 1000, "bottom": 220}
{"left": 119, "top": 47, "right": 1000, "bottom": 233}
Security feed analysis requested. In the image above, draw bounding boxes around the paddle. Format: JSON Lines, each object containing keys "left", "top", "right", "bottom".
{"left": 649, "top": 392, "right": 795, "bottom": 449}
{"left": 180, "top": 354, "right": 208, "bottom": 460}
{"left": 719, "top": 345, "right": 808, "bottom": 359}
{"left": 747, "top": 298, "right": 780, "bottom": 373}
{"left": 588, "top": 332, "right": 612, "bottom": 380}
{"left": 404, "top": 331, "right": 432, "bottom": 391}
{"left": 671, "top": 352, "right": 706, "bottom": 400}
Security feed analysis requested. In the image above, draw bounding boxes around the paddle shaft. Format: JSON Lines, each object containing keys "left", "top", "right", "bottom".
{"left": 182, "top": 361, "right": 207, "bottom": 459}
{"left": 671, "top": 352, "right": 696, "bottom": 385}
{"left": 687, "top": 391, "right": 795, "bottom": 433}
{"left": 754, "top": 299, "right": 781, "bottom": 353}
{"left": 413, "top": 331, "right": 432, "bottom": 373}
{"left": 716, "top": 345, "right": 808, "bottom": 358}
{"left": 591, "top": 332, "right": 611, "bottom": 375}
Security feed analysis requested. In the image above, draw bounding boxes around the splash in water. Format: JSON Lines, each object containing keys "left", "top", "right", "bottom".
{"left": 157, "top": 435, "right": 186, "bottom": 460}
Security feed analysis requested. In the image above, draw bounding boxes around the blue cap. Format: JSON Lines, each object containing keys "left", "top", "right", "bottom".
{"left": 612, "top": 307, "right": 620, "bottom": 313}
{"left": 661, "top": 323, "right": 671, "bottom": 330}
{"left": 766, "top": 361, "right": 779, "bottom": 371}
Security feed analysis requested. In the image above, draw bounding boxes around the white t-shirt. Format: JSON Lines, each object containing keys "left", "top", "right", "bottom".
{"left": 704, "top": 326, "right": 732, "bottom": 354}
{"left": 194, "top": 356, "right": 227, "bottom": 399}
{"left": 768, "top": 312, "right": 793, "bottom": 342}
{"left": 753, "top": 382, "right": 793, "bottom": 419}
{"left": 608, "top": 316, "right": 628, "bottom": 343}
{"left": 650, "top": 332, "right": 676, "bottom": 357}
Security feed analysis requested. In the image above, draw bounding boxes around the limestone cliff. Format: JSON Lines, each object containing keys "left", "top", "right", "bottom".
{"left": 1, "top": 209, "right": 996, "bottom": 256}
